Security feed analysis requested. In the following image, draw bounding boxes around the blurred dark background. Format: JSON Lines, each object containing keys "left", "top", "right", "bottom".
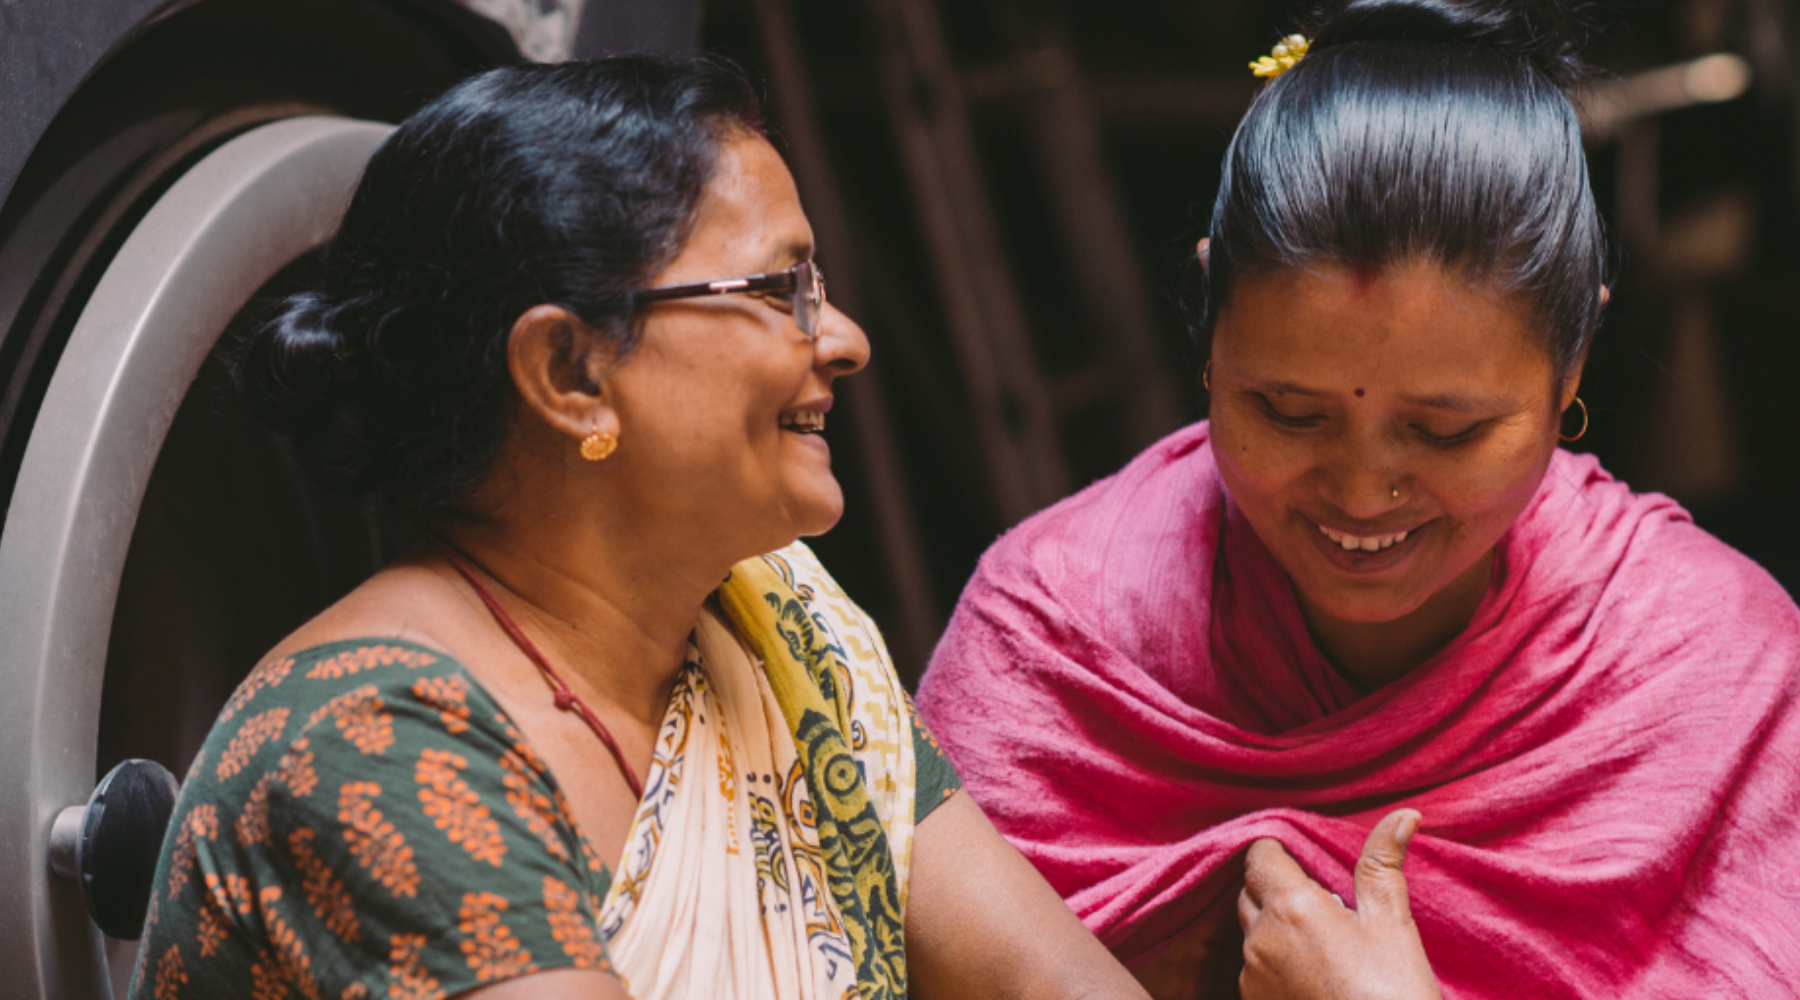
{"left": 694, "top": 0, "right": 1800, "bottom": 680}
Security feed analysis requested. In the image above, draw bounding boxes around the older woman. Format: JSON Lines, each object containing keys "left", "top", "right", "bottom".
{"left": 128, "top": 57, "right": 1149, "bottom": 1000}
{"left": 917, "top": 1, "right": 1800, "bottom": 997}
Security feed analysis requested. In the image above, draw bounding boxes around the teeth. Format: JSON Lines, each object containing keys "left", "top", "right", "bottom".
{"left": 781, "top": 411, "right": 826, "bottom": 433}
{"left": 1318, "top": 524, "right": 1411, "bottom": 552}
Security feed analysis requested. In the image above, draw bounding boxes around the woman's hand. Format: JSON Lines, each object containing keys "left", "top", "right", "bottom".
{"left": 1237, "top": 809, "right": 1442, "bottom": 1000}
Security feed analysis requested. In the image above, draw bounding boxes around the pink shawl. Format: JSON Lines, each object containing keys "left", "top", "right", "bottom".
{"left": 917, "top": 422, "right": 1800, "bottom": 997}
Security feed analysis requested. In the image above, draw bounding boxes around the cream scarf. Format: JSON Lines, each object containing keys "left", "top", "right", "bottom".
{"left": 595, "top": 543, "right": 919, "bottom": 1000}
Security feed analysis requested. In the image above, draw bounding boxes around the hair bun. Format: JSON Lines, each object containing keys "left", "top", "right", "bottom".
{"left": 235, "top": 288, "right": 394, "bottom": 495}
{"left": 1308, "top": 0, "right": 1592, "bottom": 89}
{"left": 237, "top": 290, "right": 357, "bottom": 433}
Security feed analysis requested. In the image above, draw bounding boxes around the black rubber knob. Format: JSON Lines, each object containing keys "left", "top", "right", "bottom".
{"left": 79, "top": 759, "right": 180, "bottom": 940}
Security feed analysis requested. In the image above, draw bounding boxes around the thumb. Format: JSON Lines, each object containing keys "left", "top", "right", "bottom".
{"left": 1352, "top": 808, "right": 1421, "bottom": 923}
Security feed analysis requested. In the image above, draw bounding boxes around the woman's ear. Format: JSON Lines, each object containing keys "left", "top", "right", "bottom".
{"left": 1560, "top": 374, "right": 1583, "bottom": 412}
{"left": 506, "top": 304, "right": 621, "bottom": 447}
{"left": 1560, "top": 352, "right": 1588, "bottom": 412}
{"left": 1559, "top": 290, "right": 1604, "bottom": 411}
{"left": 1197, "top": 237, "right": 1211, "bottom": 272}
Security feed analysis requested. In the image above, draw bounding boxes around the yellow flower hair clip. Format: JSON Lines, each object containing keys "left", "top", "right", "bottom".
{"left": 1250, "top": 34, "right": 1311, "bottom": 79}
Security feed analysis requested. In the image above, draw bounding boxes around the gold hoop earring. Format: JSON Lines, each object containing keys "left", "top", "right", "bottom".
{"left": 579, "top": 428, "right": 618, "bottom": 462}
{"left": 1203, "top": 361, "right": 1212, "bottom": 392}
{"left": 1560, "top": 396, "right": 1589, "bottom": 443}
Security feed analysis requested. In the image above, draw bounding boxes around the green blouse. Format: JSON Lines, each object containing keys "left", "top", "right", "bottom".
{"left": 127, "top": 637, "right": 958, "bottom": 1000}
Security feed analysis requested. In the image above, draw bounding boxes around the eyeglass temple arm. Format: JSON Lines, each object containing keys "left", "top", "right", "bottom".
{"left": 630, "top": 270, "right": 798, "bottom": 303}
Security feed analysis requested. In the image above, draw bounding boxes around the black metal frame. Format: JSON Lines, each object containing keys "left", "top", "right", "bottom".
{"left": 631, "top": 259, "right": 825, "bottom": 338}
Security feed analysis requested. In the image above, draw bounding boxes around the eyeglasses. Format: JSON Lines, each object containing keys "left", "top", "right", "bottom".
{"left": 629, "top": 259, "right": 827, "bottom": 341}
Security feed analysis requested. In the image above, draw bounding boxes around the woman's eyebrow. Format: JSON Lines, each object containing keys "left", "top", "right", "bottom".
{"left": 1243, "top": 379, "right": 1328, "bottom": 398}
{"left": 1398, "top": 392, "right": 1511, "bottom": 413}
{"left": 760, "top": 239, "right": 814, "bottom": 271}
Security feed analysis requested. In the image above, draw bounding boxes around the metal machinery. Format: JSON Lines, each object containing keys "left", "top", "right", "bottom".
{"left": 0, "top": 2, "right": 696, "bottom": 996}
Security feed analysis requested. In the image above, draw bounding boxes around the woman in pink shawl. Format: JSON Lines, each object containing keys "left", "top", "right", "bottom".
{"left": 916, "top": 2, "right": 1800, "bottom": 998}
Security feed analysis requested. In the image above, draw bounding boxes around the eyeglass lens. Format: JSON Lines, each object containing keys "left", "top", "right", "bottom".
{"left": 796, "top": 260, "right": 825, "bottom": 340}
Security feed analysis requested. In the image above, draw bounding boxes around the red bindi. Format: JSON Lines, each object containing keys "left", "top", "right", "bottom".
{"left": 1355, "top": 388, "right": 1366, "bottom": 398}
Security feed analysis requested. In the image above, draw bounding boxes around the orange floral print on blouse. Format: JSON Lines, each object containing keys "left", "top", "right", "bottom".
{"left": 337, "top": 781, "right": 419, "bottom": 898}
{"left": 127, "top": 640, "right": 617, "bottom": 1000}
{"left": 417, "top": 747, "right": 507, "bottom": 866}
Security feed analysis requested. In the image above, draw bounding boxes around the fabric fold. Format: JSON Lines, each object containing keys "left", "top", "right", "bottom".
{"left": 601, "top": 542, "right": 924, "bottom": 1000}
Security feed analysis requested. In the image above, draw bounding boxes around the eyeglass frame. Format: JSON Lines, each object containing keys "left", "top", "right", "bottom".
{"left": 628, "top": 259, "right": 826, "bottom": 341}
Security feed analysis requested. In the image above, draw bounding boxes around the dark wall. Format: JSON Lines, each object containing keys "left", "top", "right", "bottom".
{"left": 577, "top": 0, "right": 703, "bottom": 57}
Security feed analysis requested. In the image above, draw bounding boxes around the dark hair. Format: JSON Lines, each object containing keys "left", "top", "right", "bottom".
{"left": 237, "top": 55, "right": 764, "bottom": 514}
{"left": 1197, "top": 0, "right": 1608, "bottom": 377}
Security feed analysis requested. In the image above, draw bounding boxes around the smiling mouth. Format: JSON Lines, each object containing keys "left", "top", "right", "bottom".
{"left": 1318, "top": 523, "right": 1411, "bottom": 552}
{"left": 780, "top": 411, "right": 826, "bottom": 434}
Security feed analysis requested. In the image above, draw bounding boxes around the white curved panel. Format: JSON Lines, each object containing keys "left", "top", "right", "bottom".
{"left": 0, "top": 116, "right": 392, "bottom": 1000}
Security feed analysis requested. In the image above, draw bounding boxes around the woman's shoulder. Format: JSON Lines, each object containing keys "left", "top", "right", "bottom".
{"left": 211, "top": 636, "right": 483, "bottom": 738}
{"left": 211, "top": 551, "right": 537, "bottom": 784}
{"left": 936, "top": 421, "right": 1227, "bottom": 651}
{"left": 138, "top": 634, "right": 612, "bottom": 998}
{"left": 173, "top": 632, "right": 594, "bottom": 877}
{"left": 954, "top": 421, "right": 1222, "bottom": 593}
{"left": 184, "top": 636, "right": 522, "bottom": 822}
{"left": 1517, "top": 450, "right": 1799, "bottom": 634}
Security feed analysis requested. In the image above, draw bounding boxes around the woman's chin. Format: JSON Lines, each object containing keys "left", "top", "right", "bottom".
{"left": 1291, "top": 573, "right": 1438, "bottom": 626}
{"left": 779, "top": 482, "right": 846, "bottom": 542}
{"left": 794, "top": 500, "right": 845, "bottom": 540}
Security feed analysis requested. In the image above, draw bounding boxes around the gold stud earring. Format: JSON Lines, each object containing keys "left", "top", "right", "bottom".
{"left": 579, "top": 428, "right": 618, "bottom": 462}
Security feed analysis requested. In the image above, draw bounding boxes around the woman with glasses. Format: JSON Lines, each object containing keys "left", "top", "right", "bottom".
{"left": 129, "top": 57, "right": 1150, "bottom": 1000}
{"left": 919, "top": 0, "right": 1800, "bottom": 997}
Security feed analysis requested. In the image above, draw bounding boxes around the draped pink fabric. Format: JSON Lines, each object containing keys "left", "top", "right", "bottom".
{"left": 916, "top": 422, "right": 1800, "bottom": 998}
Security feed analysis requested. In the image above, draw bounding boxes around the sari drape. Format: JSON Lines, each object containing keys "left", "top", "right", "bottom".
{"left": 917, "top": 422, "right": 1800, "bottom": 998}
{"left": 602, "top": 542, "right": 924, "bottom": 1000}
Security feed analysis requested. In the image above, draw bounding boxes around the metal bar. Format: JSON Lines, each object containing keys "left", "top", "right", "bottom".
{"left": 999, "top": 36, "right": 1187, "bottom": 448}
{"left": 859, "top": 0, "right": 1071, "bottom": 523}
{"left": 1615, "top": 118, "right": 1661, "bottom": 252}
{"left": 1743, "top": 0, "right": 1800, "bottom": 214}
{"left": 1577, "top": 53, "right": 1753, "bottom": 143}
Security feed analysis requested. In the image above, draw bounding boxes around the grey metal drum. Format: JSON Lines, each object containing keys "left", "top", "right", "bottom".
{"left": 0, "top": 117, "right": 392, "bottom": 1000}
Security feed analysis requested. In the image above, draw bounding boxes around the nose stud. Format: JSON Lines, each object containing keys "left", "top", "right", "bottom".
{"left": 1391, "top": 486, "right": 1400, "bottom": 499}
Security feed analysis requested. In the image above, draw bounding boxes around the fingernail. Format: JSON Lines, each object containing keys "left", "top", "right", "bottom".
{"left": 1396, "top": 810, "right": 1422, "bottom": 849}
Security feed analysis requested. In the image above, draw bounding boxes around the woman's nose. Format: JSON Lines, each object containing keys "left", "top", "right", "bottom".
{"left": 815, "top": 302, "right": 870, "bottom": 377}
{"left": 1319, "top": 447, "right": 1406, "bottom": 518}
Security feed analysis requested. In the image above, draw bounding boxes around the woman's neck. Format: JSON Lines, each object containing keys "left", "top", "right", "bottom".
{"left": 430, "top": 510, "right": 731, "bottom": 728}
{"left": 1295, "top": 550, "right": 1494, "bottom": 692}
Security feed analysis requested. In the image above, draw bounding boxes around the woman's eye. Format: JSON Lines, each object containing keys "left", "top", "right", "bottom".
{"left": 1256, "top": 396, "right": 1324, "bottom": 429}
{"left": 1414, "top": 422, "right": 1483, "bottom": 445}
{"left": 757, "top": 289, "right": 797, "bottom": 311}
